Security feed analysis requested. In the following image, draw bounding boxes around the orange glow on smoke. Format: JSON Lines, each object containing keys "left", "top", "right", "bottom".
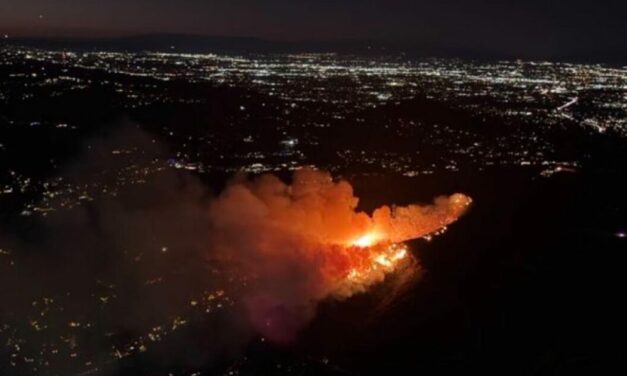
{"left": 208, "top": 168, "right": 472, "bottom": 341}
{"left": 352, "top": 232, "right": 382, "bottom": 248}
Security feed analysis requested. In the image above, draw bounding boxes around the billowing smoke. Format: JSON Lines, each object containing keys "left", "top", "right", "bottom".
{"left": 0, "top": 126, "right": 471, "bottom": 373}
{"left": 207, "top": 168, "right": 471, "bottom": 342}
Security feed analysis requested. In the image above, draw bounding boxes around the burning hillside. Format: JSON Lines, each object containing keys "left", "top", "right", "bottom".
{"left": 208, "top": 168, "right": 472, "bottom": 341}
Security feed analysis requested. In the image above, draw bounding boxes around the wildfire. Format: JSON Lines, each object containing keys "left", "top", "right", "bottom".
{"left": 344, "top": 232, "right": 409, "bottom": 283}
{"left": 208, "top": 168, "right": 472, "bottom": 341}
{"left": 354, "top": 242, "right": 408, "bottom": 273}
{"left": 328, "top": 238, "right": 412, "bottom": 299}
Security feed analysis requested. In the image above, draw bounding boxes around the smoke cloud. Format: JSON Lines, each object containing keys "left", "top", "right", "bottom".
{"left": 0, "top": 126, "right": 471, "bottom": 373}
{"left": 207, "top": 168, "right": 471, "bottom": 342}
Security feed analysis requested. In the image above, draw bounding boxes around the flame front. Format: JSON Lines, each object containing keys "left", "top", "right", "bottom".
{"left": 313, "top": 234, "right": 417, "bottom": 300}
{"left": 345, "top": 242, "right": 409, "bottom": 282}
{"left": 341, "top": 232, "right": 409, "bottom": 287}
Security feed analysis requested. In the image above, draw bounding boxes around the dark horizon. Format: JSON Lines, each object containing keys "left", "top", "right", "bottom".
{"left": 2, "top": 0, "right": 626, "bottom": 63}
{"left": 3, "top": 32, "right": 626, "bottom": 65}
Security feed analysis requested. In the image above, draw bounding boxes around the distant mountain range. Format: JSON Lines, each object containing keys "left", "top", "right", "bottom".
{"left": 2, "top": 34, "right": 626, "bottom": 65}
{"left": 3, "top": 34, "right": 383, "bottom": 54}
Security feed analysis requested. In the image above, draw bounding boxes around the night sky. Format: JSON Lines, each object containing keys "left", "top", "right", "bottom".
{"left": 1, "top": 0, "right": 626, "bottom": 59}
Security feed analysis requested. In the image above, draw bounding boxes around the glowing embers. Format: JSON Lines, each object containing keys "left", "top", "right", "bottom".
{"left": 328, "top": 241, "right": 411, "bottom": 298}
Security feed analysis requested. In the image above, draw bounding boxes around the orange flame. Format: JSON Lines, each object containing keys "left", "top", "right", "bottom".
{"left": 339, "top": 232, "right": 409, "bottom": 290}
{"left": 352, "top": 232, "right": 382, "bottom": 248}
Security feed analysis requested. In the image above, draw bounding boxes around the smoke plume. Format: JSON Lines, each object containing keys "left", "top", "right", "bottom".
{"left": 207, "top": 168, "right": 471, "bottom": 342}
{"left": 0, "top": 126, "right": 471, "bottom": 373}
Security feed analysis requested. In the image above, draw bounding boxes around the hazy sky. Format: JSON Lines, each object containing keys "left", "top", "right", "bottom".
{"left": 1, "top": 0, "right": 625, "bottom": 57}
